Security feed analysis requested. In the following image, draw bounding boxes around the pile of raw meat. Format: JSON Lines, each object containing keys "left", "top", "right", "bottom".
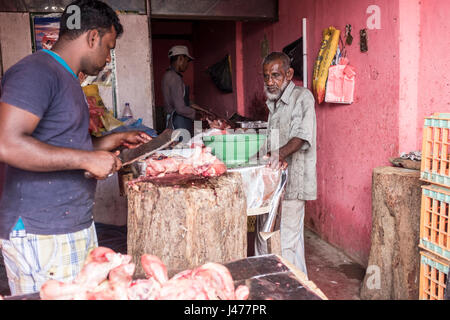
{"left": 39, "top": 247, "right": 249, "bottom": 300}
{"left": 145, "top": 146, "right": 226, "bottom": 178}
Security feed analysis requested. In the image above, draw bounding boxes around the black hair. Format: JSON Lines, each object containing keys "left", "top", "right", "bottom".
{"left": 262, "top": 52, "right": 291, "bottom": 72}
{"left": 59, "top": 0, "right": 123, "bottom": 40}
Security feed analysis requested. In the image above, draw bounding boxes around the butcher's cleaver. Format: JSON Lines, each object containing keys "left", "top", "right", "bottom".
{"left": 84, "top": 129, "right": 181, "bottom": 178}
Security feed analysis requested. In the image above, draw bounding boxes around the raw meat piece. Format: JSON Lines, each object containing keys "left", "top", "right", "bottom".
{"left": 108, "top": 263, "right": 135, "bottom": 300}
{"left": 84, "top": 247, "right": 116, "bottom": 264}
{"left": 145, "top": 156, "right": 183, "bottom": 177}
{"left": 191, "top": 262, "right": 236, "bottom": 300}
{"left": 204, "top": 158, "right": 227, "bottom": 177}
{"left": 177, "top": 163, "right": 195, "bottom": 175}
{"left": 171, "top": 269, "right": 195, "bottom": 281}
{"left": 40, "top": 247, "right": 132, "bottom": 300}
{"left": 128, "top": 279, "right": 161, "bottom": 300}
{"left": 206, "top": 117, "right": 233, "bottom": 130}
{"left": 166, "top": 262, "right": 237, "bottom": 300}
{"left": 235, "top": 285, "right": 250, "bottom": 300}
{"left": 85, "top": 281, "right": 115, "bottom": 300}
{"left": 73, "top": 252, "right": 131, "bottom": 291}
{"left": 40, "top": 280, "right": 87, "bottom": 300}
{"left": 144, "top": 146, "right": 226, "bottom": 178}
{"left": 141, "top": 254, "right": 169, "bottom": 284}
{"left": 157, "top": 278, "right": 212, "bottom": 300}
{"left": 39, "top": 247, "right": 249, "bottom": 301}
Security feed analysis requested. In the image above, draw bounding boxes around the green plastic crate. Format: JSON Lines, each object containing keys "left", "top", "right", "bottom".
{"left": 202, "top": 134, "right": 266, "bottom": 167}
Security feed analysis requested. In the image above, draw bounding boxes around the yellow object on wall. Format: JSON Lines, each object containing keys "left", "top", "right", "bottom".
{"left": 312, "top": 26, "right": 341, "bottom": 104}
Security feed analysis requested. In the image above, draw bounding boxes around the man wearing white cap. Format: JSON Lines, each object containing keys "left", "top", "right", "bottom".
{"left": 162, "top": 45, "right": 203, "bottom": 136}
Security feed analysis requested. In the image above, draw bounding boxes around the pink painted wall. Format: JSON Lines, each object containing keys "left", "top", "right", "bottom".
{"left": 0, "top": 162, "right": 4, "bottom": 198}
{"left": 192, "top": 21, "right": 237, "bottom": 119}
{"left": 398, "top": 0, "right": 420, "bottom": 153}
{"left": 241, "top": 21, "right": 272, "bottom": 120}
{"left": 417, "top": 0, "right": 450, "bottom": 148}
{"left": 242, "top": 0, "right": 401, "bottom": 265}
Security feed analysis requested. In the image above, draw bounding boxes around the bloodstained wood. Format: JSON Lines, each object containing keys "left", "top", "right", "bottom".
{"left": 127, "top": 172, "right": 247, "bottom": 277}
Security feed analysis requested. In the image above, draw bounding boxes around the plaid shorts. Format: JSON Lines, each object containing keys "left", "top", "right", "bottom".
{"left": 0, "top": 222, "right": 98, "bottom": 296}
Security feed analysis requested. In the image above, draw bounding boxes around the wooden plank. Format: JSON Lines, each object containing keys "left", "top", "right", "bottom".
{"left": 225, "top": 254, "right": 327, "bottom": 300}
{"left": 276, "top": 255, "right": 328, "bottom": 300}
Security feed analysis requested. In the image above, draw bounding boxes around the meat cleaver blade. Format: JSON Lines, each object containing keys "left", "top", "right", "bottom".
{"left": 84, "top": 129, "right": 181, "bottom": 179}
{"left": 119, "top": 129, "right": 180, "bottom": 166}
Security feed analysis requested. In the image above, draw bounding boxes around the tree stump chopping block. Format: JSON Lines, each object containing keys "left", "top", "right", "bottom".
{"left": 126, "top": 172, "right": 247, "bottom": 277}
{"left": 360, "top": 166, "right": 427, "bottom": 300}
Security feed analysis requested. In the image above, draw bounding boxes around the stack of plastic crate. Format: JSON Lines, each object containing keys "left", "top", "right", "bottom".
{"left": 418, "top": 113, "right": 449, "bottom": 300}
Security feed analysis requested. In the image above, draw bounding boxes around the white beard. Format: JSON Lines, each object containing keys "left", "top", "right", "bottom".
{"left": 264, "top": 80, "right": 289, "bottom": 102}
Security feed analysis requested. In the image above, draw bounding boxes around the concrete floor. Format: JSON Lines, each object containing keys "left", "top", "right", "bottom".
{"left": 0, "top": 224, "right": 365, "bottom": 299}
{"left": 304, "top": 227, "right": 365, "bottom": 300}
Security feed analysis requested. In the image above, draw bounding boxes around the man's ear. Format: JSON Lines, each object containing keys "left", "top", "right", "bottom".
{"left": 286, "top": 67, "right": 294, "bottom": 81}
{"left": 86, "top": 29, "right": 100, "bottom": 48}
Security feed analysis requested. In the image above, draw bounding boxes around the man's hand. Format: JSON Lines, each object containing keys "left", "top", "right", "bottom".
{"left": 92, "top": 131, "right": 152, "bottom": 152}
{"left": 263, "top": 138, "right": 304, "bottom": 170}
{"left": 263, "top": 151, "right": 288, "bottom": 171}
{"left": 119, "top": 131, "right": 152, "bottom": 149}
{"left": 205, "top": 116, "right": 232, "bottom": 130}
{"left": 83, "top": 150, "right": 122, "bottom": 180}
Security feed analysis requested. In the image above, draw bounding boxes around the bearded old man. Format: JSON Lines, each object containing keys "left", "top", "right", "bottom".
{"left": 255, "top": 52, "right": 317, "bottom": 276}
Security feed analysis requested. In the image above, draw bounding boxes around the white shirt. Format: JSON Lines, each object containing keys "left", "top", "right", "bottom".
{"left": 265, "top": 81, "right": 317, "bottom": 200}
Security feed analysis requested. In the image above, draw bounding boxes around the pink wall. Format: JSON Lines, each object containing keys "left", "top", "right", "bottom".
{"left": 398, "top": 0, "right": 420, "bottom": 153}
{"left": 242, "top": 0, "right": 401, "bottom": 265}
{"left": 0, "top": 163, "right": 4, "bottom": 198}
{"left": 417, "top": 0, "right": 450, "bottom": 148}
{"left": 193, "top": 21, "right": 237, "bottom": 119}
{"left": 241, "top": 21, "right": 272, "bottom": 120}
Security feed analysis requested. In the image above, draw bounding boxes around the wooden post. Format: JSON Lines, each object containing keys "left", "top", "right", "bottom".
{"left": 127, "top": 172, "right": 247, "bottom": 277}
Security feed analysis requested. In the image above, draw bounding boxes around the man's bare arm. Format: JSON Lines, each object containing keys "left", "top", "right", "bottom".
{"left": 266, "top": 137, "right": 304, "bottom": 170}
{"left": 91, "top": 131, "right": 152, "bottom": 152}
{"left": 0, "top": 102, "right": 120, "bottom": 178}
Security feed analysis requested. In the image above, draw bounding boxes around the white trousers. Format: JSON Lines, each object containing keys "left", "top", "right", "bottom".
{"left": 255, "top": 199, "right": 307, "bottom": 277}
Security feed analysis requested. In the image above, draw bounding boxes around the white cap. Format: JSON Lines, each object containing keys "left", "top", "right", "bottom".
{"left": 168, "top": 45, "right": 194, "bottom": 61}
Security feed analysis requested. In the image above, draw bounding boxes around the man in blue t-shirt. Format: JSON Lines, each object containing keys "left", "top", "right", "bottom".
{"left": 0, "top": 0, "right": 151, "bottom": 296}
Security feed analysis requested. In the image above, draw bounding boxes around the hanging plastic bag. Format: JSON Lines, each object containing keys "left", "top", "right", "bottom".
{"left": 324, "top": 57, "right": 356, "bottom": 104}
{"left": 82, "top": 84, "right": 123, "bottom": 136}
{"left": 207, "top": 54, "right": 233, "bottom": 93}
